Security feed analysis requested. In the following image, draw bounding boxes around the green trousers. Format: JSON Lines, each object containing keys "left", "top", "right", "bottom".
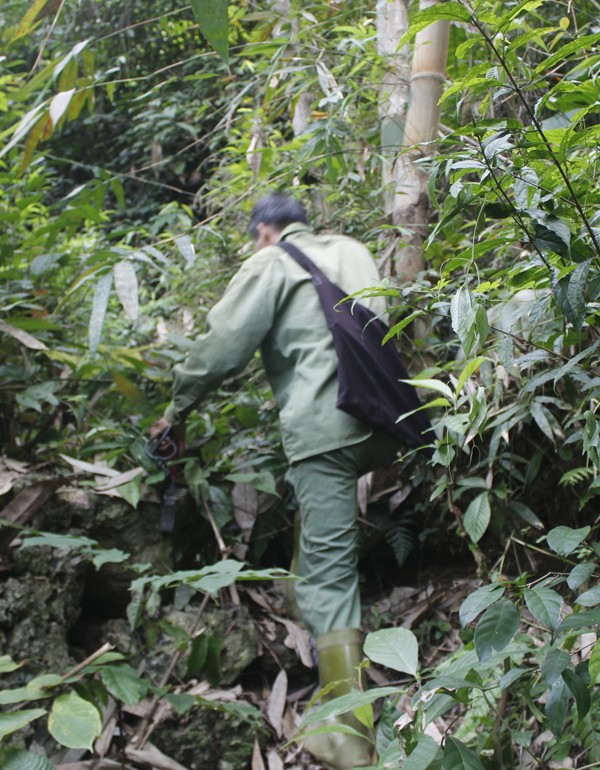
{"left": 285, "top": 430, "right": 400, "bottom": 636}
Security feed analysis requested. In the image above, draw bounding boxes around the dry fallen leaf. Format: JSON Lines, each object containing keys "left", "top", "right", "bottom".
{"left": 267, "top": 669, "right": 288, "bottom": 738}
{"left": 252, "top": 737, "right": 267, "bottom": 770}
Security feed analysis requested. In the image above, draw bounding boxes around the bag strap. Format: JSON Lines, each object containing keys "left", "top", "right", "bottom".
{"left": 278, "top": 240, "right": 327, "bottom": 286}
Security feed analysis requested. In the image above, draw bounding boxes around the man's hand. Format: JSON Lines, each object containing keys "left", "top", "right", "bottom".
{"left": 148, "top": 417, "right": 186, "bottom": 457}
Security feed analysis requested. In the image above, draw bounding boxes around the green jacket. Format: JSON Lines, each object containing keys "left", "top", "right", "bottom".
{"left": 164, "top": 222, "right": 387, "bottom": 463}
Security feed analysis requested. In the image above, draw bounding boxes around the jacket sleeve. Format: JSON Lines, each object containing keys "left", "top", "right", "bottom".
{"left": 163, "top": 253, "right": 282, "bottom": 424}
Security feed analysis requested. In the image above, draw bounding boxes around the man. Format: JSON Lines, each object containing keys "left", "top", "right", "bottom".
{"left": 150, "top": 192, "right": 400, "bottom": 769}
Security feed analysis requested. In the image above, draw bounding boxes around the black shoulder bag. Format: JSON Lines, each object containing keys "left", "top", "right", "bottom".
{"left": 279, "top": 241, "right": 433, "bottom": 454}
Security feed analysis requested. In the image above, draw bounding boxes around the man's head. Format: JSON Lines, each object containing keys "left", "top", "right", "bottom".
{"left": 249, "top": 192, "right": 308, "bottom": 249}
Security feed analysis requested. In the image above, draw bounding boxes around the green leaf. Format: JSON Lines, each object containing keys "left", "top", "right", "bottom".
{"left": 363, "top": 627, "right": 419, "bottom": 676}
{"left": 576, "top": 585, "right": 600, "bottom": 607}
{"left": 0, "top": 655, "right": 21, "bottom": 674}
{"left": 554, "top": 609, "right": 600, "bottom": 637}
{"left": 88, "top": 270, "right": 113, "bottom": 355}
{"left": 567, "top": 563, "right": 596, "bottom": 591}
{"left": 301, "top": 687, "right": 401, "bottom": 727}
{"left": 589, "top": 639, "right": 600, "bottom": 686}
{"left": 442, "top": 736, "right": 486, "bottom": 770}
{"left": 541, "top": 648, "right": 570, "bottom": 686}
{"left": 401, "top": 377, "right": 454, "bottom": 401}
{"left": 99, "top": 665, "right": 149, "bottom": 707}
{"left": 0, "top": 709, "right": 46, "bottom": 739}
{"left": 508, "top": 501, "right": 544, "bottom": 529}
{"left": 224, "top": 471, "right": 278, "bottom": 496}
{"left": 566, "top": 260, "right": 590, "bottom": 332}
{"left": 459, "top": 584, "right": 505, "bottom": 627}
{"left": 545, "top": 678, "right": 570, "bottom": 736}
{"left": 113, "top": 261, "right": 139, "bottom": 324}
{"left": 530, "top": 402, "right": 555, "bottom": 443}
{"left": 404, "top": 733, "right": 441, "bottom": 770}
{"left": 474, "top": 599, "right": 520, "bottom": 662}
{"left": 547, "top": 526, "right": 590, "bottom": 556}
{"left": 463, "top": 492, "right": 491, "bottom": 543}
{"left": 187, "top": 634, "right": 209, "bottom": 678}
{"left": 401, "top": 2, "right": 471, "bottom": 46}
{"left": 524, "top": 586, "right": 563, "bottom": 629}
{"left": 0, "top": 748, "right": 55, "bottom": 770}
{"left": 48, "top": 693, "right": 102, "bottom": 749}
{"left": 562, "top": 668, "right": 591, "bottom": 721}
{"left": 532, "top": 33, "right": 600, "bottom": 77}
{"left": 190, "top": 0, "right": 229, "bottom": 62}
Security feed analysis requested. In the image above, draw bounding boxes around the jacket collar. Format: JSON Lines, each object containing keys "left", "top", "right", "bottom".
{"left": 279, "top": 222, "right": 313, "bottom": 240}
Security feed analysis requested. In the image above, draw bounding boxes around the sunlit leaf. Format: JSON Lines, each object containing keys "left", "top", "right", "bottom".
{"left": 463, "top": 492, "right": 491, "bottom": 543}
{"left": 364, "top": 628, "right": 419, "bottom": 676}
{"left": 190, "top": 0, "right": 229, "bottom": 62}
{"left": 88, "top": 270, "right": 113, "bottom": 355}
{"left": 48, "top": 692, "right": 102, "bottom": 749}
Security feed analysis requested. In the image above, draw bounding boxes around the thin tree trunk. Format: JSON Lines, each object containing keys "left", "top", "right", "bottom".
{"left": 393, "top": 0, "right": 450, "bottom": 279}
{"left": 377, "top": 0, "right": 411, "bottom": 220}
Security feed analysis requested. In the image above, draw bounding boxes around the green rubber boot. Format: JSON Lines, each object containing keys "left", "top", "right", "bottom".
{"left": 302, "top": 628, "right": 374, "bottom": 770}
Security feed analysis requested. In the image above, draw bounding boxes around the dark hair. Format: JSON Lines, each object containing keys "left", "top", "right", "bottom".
{"left": 248, "top": 192, "right": 308, "bottom": 240}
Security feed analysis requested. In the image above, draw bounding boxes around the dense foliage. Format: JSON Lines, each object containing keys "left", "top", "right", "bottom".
{"left": 1, "top": 0, "right": 599, "bottom": 767}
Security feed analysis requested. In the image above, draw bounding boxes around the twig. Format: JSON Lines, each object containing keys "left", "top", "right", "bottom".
{"left": 201, "top": 496, "right": 240, "bottom": 605}
{"left": 61, "top": 643, "right": 115, "bottom": 682}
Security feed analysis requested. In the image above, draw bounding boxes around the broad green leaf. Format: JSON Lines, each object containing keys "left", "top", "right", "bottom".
{"left": 10, "top": 0, "right": 49, "bottom": 40}
{"left": 566, "top": 260, "right": 590, "bottom": 331}
{"left": 541, "top": 648, "right": 570, "bottom": 685}
{"left": 363, "top": 627, "right": 419, "bottom": 676}
{"left": 0, "top": 655, "right": 21, "bottom": 674}
{"left": 554, "top": 609, "right": 600, "bottom": 636}
{"left": 48, "top": 692, "right": 102, "bottom": 749}
{"left": 90, "top": 548, "right": 129, "bottom": 569}
{"left": 190, "top": 0, "right": 229, "bottom": 62}
{"left": 404, "top": 733, "right": 441, "bottom": 770}
{"left": 545, "top": 678, "right": 570, "bottom": 736}
{"left": 451, "top": 286, "right": 477, "bottom": 356}
{"left": 562, "top": 668, "right": 590, "bottom": 721}
{"left": 459, "top": 583, "right": 505, "bottom": 627}
{"left": 20, "top": 532, "right": 96, "bottom": 550}
{"left": 474, "top": 599, "right": 520, "bottom": 662}
{"left": 175, "top": 234, "right": 196, "bottom": 265}
{"left": 187, "top": 634, "right": 209, "bottom": 678}
{"left": 0, "top": 709, "right": 46, "bottom": 739}
{"left": 567, "top": 563, "right": 596, "bottom": 591}
{"left": 524, "top": 586, "right": 563, "bottom": 629}
{"left": 532, "top": 34, "right": 600, "bottom": 77}
{"left": 547, "top": 526, "right": 590, "bottom": 556}
{"left": 400, "top": 2, "right": 471, "bottom": 46}
{"left": 463, "top": 492, "right": 491, "bottom": 543}
{"left": 530, "top": 402, "right": 555, "bottom": 443}
{"left": 225, "top": 471, "right": 278, "bottom": 497}
{"left": 114, "top": 261, "right": 139, "bottom": 323}
{"left": 400, "top": 378, "right": 454, "bottom": 401}
{"left": 0, "top": 748, "right": 55, "bottom": 770}
{"left": 88, "top": 270, "right": 113, "bottom": 355}
{"left": 49, "top": 89, "right": 76, "bottom": 127}
{"left": 300, "top": 687, "right": 400, "bottom": 726}
{"left": 0, "top": 674, "right": 61, "bottom": 704}
{"left": 99, "top": 665, "right": 149, "bottom": 707}
{"left": 499, "top": 667, "right": 529, "bottom": 690}
{"left": 576, "top": 584, "right": 600, "bottom": 607}
{"left": 455, "top": 356, "right": 487, "bottom": 396}
{"left": 442, "top": 736, "right": 485, "bottom": 770}
{"left": 508, "top": 501, "right": 544, "bottom": 529}
{"left": 589, "top": 639, "right": 600, "bottom": 686}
